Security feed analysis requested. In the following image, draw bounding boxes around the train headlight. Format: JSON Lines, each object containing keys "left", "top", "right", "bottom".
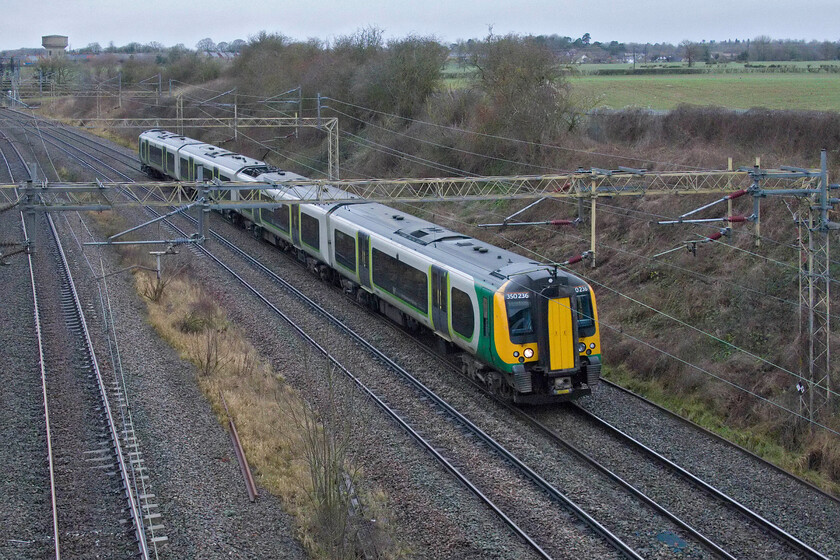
{"left": 523, "top": 348, "right": 534, "bottom": 358}
{"left": 590, "top": 343, "right": 596, "bottom": 349}
{"left": 578, "top": 342, "right": 586, "bottom": 353}
{"left": 513, "top": 351, "right": 520, "bottom": 358}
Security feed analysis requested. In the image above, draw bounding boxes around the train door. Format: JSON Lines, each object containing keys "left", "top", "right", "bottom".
{"left": 291, "top": 205, "right": 301, "bottom": 247}
{"left": 431, "top": 265, "right": 448, "bottom": 336}
{"left": 546, "top": 296, "right": 577, "bottom": 372}
{"left": 358, "top": 232, "right": 371, "bottom": 288}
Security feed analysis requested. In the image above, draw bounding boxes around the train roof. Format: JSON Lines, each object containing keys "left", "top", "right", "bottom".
{"left": 139, "top": 130, "right": 583, "bottom": 289}
{"left": 264, "top": 180, "right": 361, "bottom": 208}
{"left": 140, "top": 130, "right": 266, "bottom": 175}
{"left": 140, "top": 129, "right": 203, "bottom": 150}
{"left": 330, "top": 202, "right": 574, "bottom": 289}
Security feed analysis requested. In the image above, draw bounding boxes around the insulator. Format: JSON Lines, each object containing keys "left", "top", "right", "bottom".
{"left": 726, "top": 215, "right": 748, "bottom": 223}
{"left": 565, "top": 254, "right": 584, "bottom": 265}
{"left": 707, "top": 231, "right": 724, "bottom": 241}
{"left": 550, "top": 220, "right": 574, "bottom": 226}
{"left": 725, "top": 189, "right": 749, "bottom": 200}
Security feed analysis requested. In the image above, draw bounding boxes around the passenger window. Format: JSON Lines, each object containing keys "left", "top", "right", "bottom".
{"left": 149, "top": 145, "right": 163, "bottom": 166}
{"left": 372, "top": 248, "right": 428, "bottom": 313}
{"left": 301, "top": 213, "right": 320, "bottom": 249}
{"left": 334, "top": 230, "right": 356, "bottom": 271}
{"left": 264, "top": 204, "right": 290, "bottom": 233}
{"left": 451, "top": 288, "right": 474, "bottom": 339}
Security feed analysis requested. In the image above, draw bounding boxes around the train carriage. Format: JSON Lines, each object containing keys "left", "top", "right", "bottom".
{"left": 138, "top": 129, "right": 601, "bottom": 403}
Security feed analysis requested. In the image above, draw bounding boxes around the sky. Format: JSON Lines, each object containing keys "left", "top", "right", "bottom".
{"left": 4, "top": 0, "right": 840, "bottom": 51}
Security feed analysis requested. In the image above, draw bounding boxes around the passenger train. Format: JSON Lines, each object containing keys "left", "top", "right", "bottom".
{"left": 138, "top": 129, "right": 601, "bottom": 403}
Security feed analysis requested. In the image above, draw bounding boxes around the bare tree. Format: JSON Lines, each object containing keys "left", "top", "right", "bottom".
{"left": 680, "top": 40, "right": 704, "bottom": 66}
{"left": 195, "top": 37, "right": 216, "bottom": 52}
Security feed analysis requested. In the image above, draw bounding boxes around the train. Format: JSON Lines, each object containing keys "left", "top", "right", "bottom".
{"left": 138, "top": 129, "right": 602, "bottom": 404}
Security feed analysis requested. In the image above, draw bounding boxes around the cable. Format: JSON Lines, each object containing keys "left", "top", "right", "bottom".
{"left": 330, "top": 106, "right": 576, "bottom": 175}
{"left": 325, "top": 96, "right": 719, "bottom": 172}
{"left": 397, "top": 198, "right": 840, "bottom": 405}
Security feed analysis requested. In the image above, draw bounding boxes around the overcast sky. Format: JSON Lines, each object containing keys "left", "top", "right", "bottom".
{"left": 4, "top": 0, "right": 840, "bottom": 51}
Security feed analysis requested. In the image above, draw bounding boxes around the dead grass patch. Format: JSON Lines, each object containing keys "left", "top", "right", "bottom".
{"left": 134, "top": 272, "right": 399, "bottom": 558}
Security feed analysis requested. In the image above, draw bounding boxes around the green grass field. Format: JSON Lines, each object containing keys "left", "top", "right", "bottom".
{"left": 442, "top": 61, "right": 840, "bottom": 112}
{"left": 570, "top": 72, "right": 840, "bottom": 111}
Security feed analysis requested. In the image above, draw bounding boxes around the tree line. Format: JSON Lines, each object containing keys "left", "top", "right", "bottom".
{"left": 62, "top": 33, "right": 840, "bottom": 63}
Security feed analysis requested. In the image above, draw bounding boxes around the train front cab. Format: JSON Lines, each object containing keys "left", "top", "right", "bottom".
{"left": 493, "top": 274, "right": 601, "bottom": 404}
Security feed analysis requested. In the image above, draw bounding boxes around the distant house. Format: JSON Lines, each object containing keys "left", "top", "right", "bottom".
{"left": 201, "top": 51, "right": 237, "bottom": 59}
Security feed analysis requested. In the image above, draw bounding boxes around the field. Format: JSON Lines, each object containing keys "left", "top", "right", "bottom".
{"left": 442, "top": 60, "right": 840, "bottom": 112}
{"left": 570, "top": 72, "right": 840, "bottom": 111}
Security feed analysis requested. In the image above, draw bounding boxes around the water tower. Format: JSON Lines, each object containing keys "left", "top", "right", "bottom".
{"left": 42, "top": 35, "right": 68, "bottom": 57}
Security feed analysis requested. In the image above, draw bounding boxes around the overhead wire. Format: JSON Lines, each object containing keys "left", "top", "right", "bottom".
{"left": 324, "top": 96, "right": 830, "bottom": 265}
{"left": 395, "top": 198, "right": 840, "bottom": 404}
{"left": 329, "top": 106, "right": 575, "bottom": 174}
{"left": 390, "top": 197, "right": 840, "bottom": 434}
{"left": 324, "top": 96, "right": 719, "bottom": 172}
{"left": 336, "top": 115, "right": 830, "bottom": 290}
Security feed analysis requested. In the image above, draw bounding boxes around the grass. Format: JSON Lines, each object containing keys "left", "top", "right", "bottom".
{"left": 134, "top": 271, "right": 398, "bottom": 557}
{"left": 442, "top": 60, "right": 840, "bottom": 112}
{"left": 570, "top": 72, "right": 840, "bottom": 111}
{"left": 576, "top": 60, "right": 840, "bottom": 73}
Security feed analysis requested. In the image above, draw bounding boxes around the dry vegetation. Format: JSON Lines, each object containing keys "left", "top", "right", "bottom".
{"left": 88, "top": 210, "right": 396, "bottom": 558}
{"left": 51, "top": 30, "right": 840, "bottom": 496}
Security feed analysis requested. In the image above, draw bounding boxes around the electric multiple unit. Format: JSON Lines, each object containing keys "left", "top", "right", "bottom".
{"left": 139, "top": 129, "right": 601, "bottom": 403}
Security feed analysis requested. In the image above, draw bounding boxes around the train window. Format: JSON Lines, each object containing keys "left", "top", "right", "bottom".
{"left": 372, "top": 248, "right": 428, "bottom": 314}
{"left": 149, "top": 145, "right": 162, "bottom": 166}
{"left": 166, "top": 151, "right": 175, "bottom": 174}
{"left": 198, "top": 166, "right": 214, "bottom": 181}
{"left": 451, "top": 288, "right": 474, "bottom": 340}
{"left": 180, "top": 157, "right": 189, "bottom": 179}
{"left": 576, "top": 293, "right": 596, "bottom": 337}
{"left": 301, "top": 213, "right": 320, "bottom": 250}
{"left": 506, "top": 299, "right": 534, "bottom": 337}
{"left": 219, "top": 174, "right": 231, "bottom": 182}
{"left": 264, "top": 204, "right": 290, "bottom": 233}
{"left": 334, "top": 229, "right": 356, "bottom": 271}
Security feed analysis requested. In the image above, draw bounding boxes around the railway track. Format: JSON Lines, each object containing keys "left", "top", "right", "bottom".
{"left": 594, "top": 378, "right": 840, "bottom": 506}
{"left": 0, "top": 124, "right": 162, "bottom": 559}
{"left": 4, "top": 109, "right": 838, "bottom": 558}
{"left": 298, "top": 247, "right": 833, "bottom": 559}
{"left": 153, "top": 176, "right": 835, "bottom": 559}
{"left": 8, "top": 109, "right": 650, "bottom": 557}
